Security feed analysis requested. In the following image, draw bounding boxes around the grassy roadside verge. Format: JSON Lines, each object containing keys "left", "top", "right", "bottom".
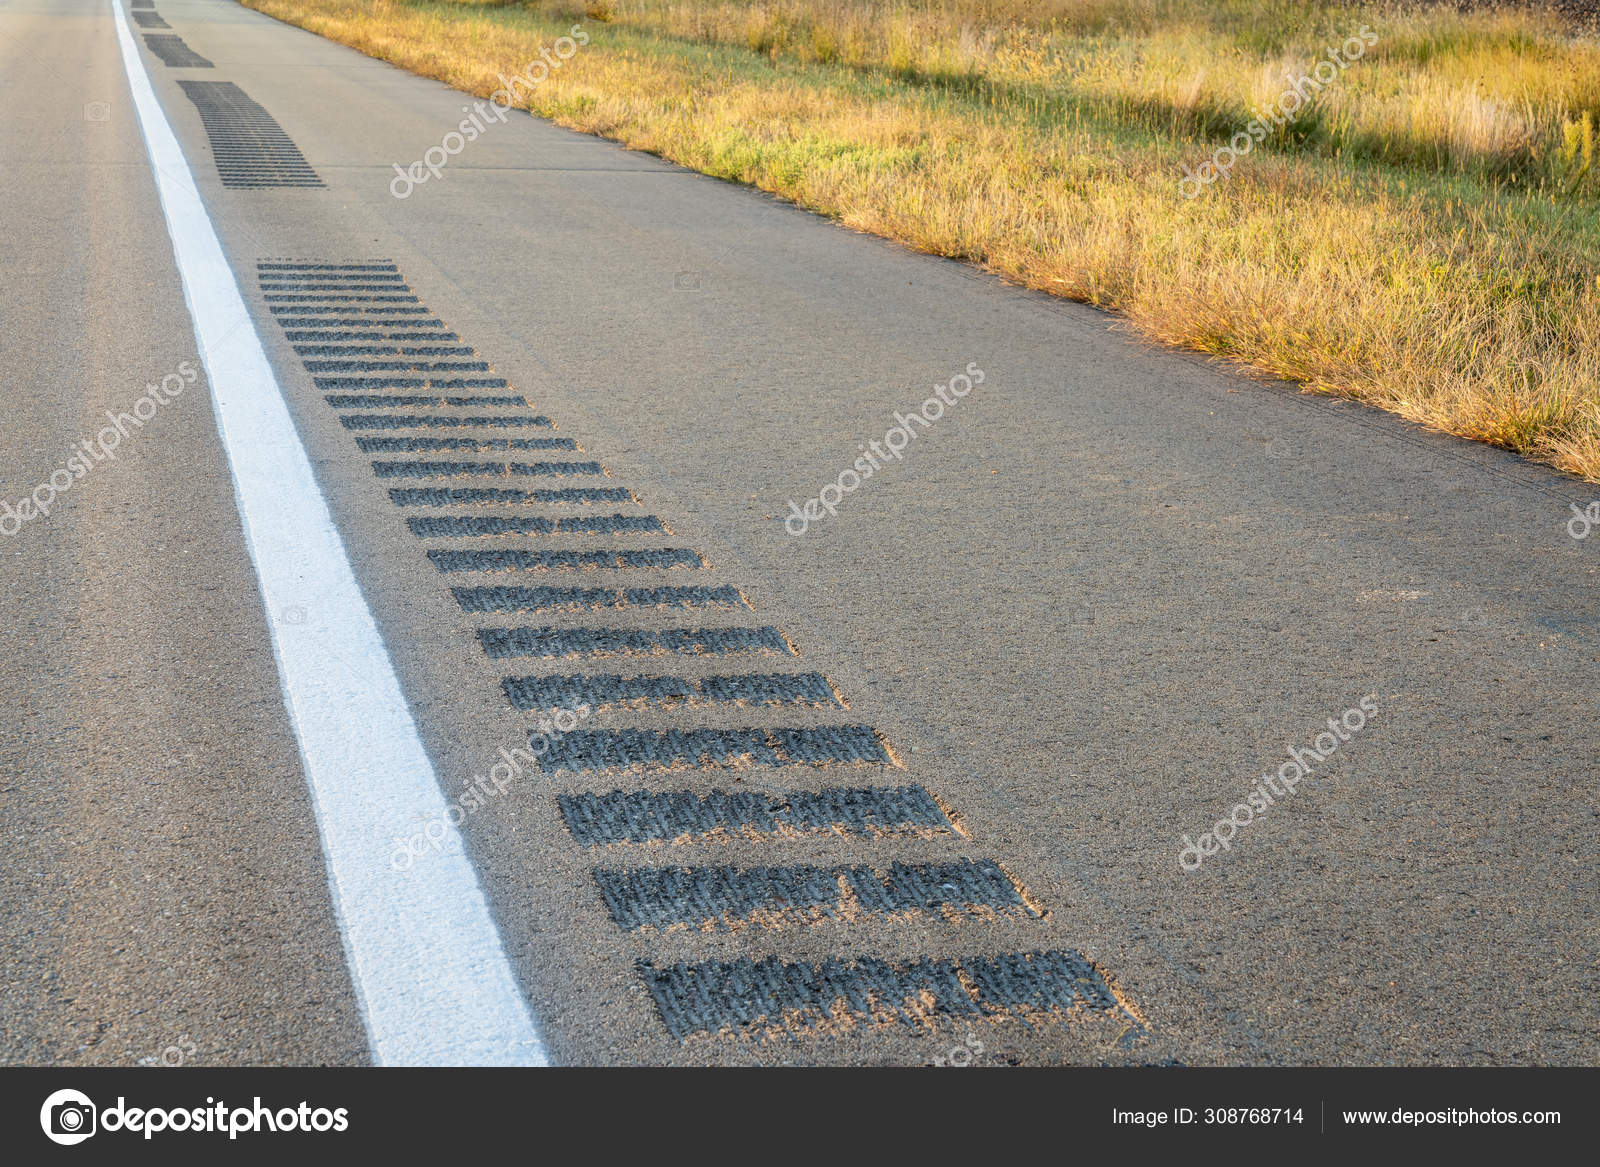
{"left": 240, "top": 0, "right": 1600, "bottom": 481}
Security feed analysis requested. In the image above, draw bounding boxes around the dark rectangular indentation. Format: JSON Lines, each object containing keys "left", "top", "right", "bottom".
{"left": 277, "top": 319, "right": 441, "bottom": 331}
{"left": 326, "top": 391, "right": 521, "bottom": 405}
{"left": 257, "top": 262, "right": 398, "bottom": 272}
{"left": 429, "top": 548, "right": 702, "bottom": 572}
{"left": 508, "top": 673, "right": 691, "bottom": 709}
{"left": 512, "top": 462, "right": 603, "bottom": 476}
{"left": 319, "top": 378, "right": 417, "bottom": 390}
{"left": 131, "top": 10, "right": 169, "bottom": 27}
{"left": 698, "top": 672, "right": 840, "bottom": 705}
{"left": 269, "top": 303, "right": 426, "bottom": 313}
{"left": 320, "top": 378, "right": 513, "bottom": 392}
{"left": 536, "top": 725, "right": 891, "bottom": 773}
{"left": 477, "top": 625, "right": 794, "bottom": 660}
{"left": 371, "top": 460, "right": 600, "bottom": 478}
{"left": 143, "top": 34, "right": 212, "bottom": 67}
{"left": 176, "top": 81, "right": 321, "bottom": 189}
{"left": 258, "top": 264, "right": 402, "bottom": 273}
{"left": 296, "top": 346, "right": 472, "bottom": 359}
{"left": 408, "top": 514, "right": 665, "bottom": 538}
{"left": 374, "top": 460, "right": 504, "bottom": 477}
{"left": 315, "top": 375, "right": 508, "bottom": 388}
{"left": 357, "top": 436, "right": 575, "bottom": 452}
{"left": 262, "top": 305, "right": 419, "bottom": 313}
{"left": 339, "top": 414, "right": 552, "bottom": 430}
{"left": 278, "top": 320, "right": 444, "bottom": 329}
{"left": 326, "top": 393, "right": 525, "bottom": 408}
{"left": 305, "top": 360, "right": 490, "bottom": 374}
{"left": 639, "top": 950, "right": 1119, "bottom": 1040}
{"left": 257, "top": 284, "right": 409, "bottom": 296}
{"left": 263, "top": 283, "right": 411, "bottom": 295}
{"left": 286, "top": 331, "right": 460, "bottom": 343}
{"left": 453, "top": 585, "right": 745, "bottom": 614}
{"left": 265, "top": 294, "right": 417, "bottom": 303}
{"left": 503, "top": 671, "right": 837, "bottom": 710}
{"left": 389, "top": 487, "right": 633, "bottom": 506}
{"left": 275, "top": 309, "right": 433, "bottom": 317}
{"left": 594, "top": 859, "right": 1029, "bottom": 933}
{"left": 259, "top": 269, "right": 406, "bottom": 279}
{"left": 327, "top": 395, "right": 441, "bottom": 408}
{"left": 558, "top": 785, "right": 955, "bottom": 847}
{"left": 521, "top": 487, "right": 632, "bottom": 503}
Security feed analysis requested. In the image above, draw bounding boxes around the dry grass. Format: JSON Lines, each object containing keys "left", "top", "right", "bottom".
{"left": 241, "top": 0, "right": 1600, "bottom": 480}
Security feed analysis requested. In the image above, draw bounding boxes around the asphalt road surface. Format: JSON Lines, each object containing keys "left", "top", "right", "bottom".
{"left": 2, "top": 0, "right": 1596, "bottom": 1067}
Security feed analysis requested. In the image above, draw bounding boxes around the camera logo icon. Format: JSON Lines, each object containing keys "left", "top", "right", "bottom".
{"left": 40, "top": 1089, "right": 97, "bottom": 1146}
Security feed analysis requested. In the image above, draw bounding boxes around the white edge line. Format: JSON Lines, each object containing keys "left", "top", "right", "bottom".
{"left": 109, "top": 0, "right": 548, "bottom": 1067}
